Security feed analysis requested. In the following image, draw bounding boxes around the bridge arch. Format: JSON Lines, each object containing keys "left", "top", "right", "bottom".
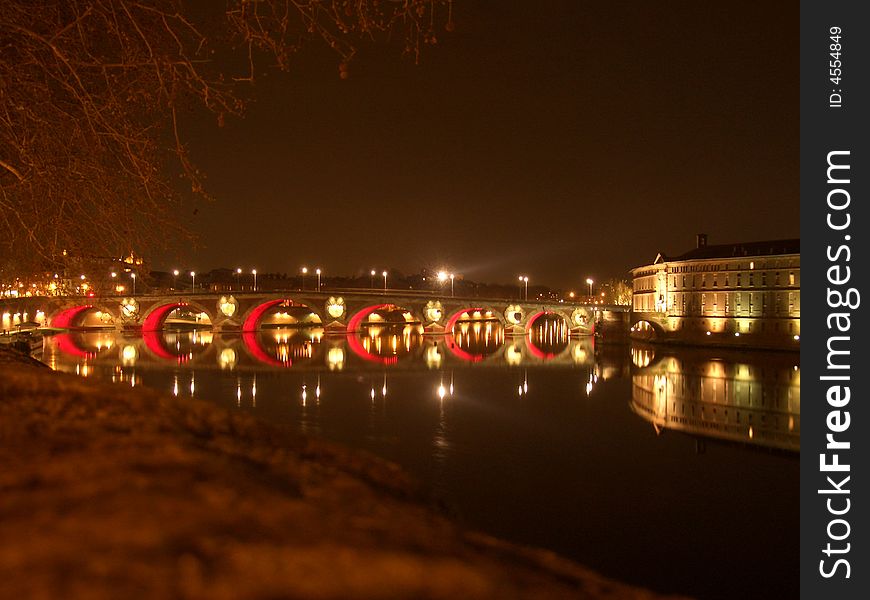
{"left": 630, "top": 319, "right": 665, "bottom": 341}
{"left": 142, "top": 301, "right": 213, "bottom": 332}
{"left": 50, "top": 304, "right": 116, "bottom": 329}
{"left": 347, "top": 303, "right": 421, "bottom": 331}
{"left": 241, "top": 299, "right": 324, "bottom": 332}
{"left": 525, "top": 310, "right": 573, "bottom": 360}
{"left": 444, "top": 306, "right": 506, "bottom": 332}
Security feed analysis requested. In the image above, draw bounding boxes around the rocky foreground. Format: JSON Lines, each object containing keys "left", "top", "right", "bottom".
{"left": 0, "top": 347, "right": 682, "bottom": 599}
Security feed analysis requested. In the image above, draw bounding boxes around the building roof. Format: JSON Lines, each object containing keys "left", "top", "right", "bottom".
{"left": 667, "top": 238, "right": 800, "bottom": 262}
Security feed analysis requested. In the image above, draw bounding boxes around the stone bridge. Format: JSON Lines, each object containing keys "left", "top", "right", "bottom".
{"left": 2, "top": 291, "right": 629, "bottom": 335}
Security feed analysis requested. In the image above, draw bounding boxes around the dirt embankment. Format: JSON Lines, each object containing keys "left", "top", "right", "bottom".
{"left": 0, "top": 347, "right": 684, "bottom": 599}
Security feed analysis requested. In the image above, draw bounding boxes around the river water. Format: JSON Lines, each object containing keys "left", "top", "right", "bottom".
{"left": 39, "top": 320, "right": 799, "bottom": 599}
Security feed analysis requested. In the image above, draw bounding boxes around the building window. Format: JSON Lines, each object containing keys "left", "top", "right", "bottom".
{"left": 762, "top": 272, "right": 767, "bottom": 286}
{"left": 789, "top": 292, "right": 795, "bottom": 313}
{"left": 702, "top": 274, "right": 707, "bottom": 288}
{"left": 737, "top": 273, "right": 742, "bottom": 286}
{"left": 713, "top": 276, "right": 718, "bottom": 287}
{"left": 789, "top": 272, "right": 795, "bottom": 286}
{"left": 701, "top": 293, "right": 706, "bottom": 314}
{"left": 749, "top": 273, "right": 754, "bottom": 286}
{"left": 775, "top": 272, "right": 780, "bottom": 286}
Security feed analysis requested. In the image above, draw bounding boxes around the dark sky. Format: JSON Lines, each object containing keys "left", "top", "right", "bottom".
{"left": 169, "top": 0, "right": 798, "bottom": 289}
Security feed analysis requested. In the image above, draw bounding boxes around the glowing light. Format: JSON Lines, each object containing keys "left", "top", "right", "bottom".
{"left": 326, "top": 297, "right": 345, "bottom": 319}
{"left": 121, "top": 345, "right": 138, "bottom": 366}
{"left": 327, "top": 347, "right": 345, "bottom": 371}
{"left": 219, "top": 348, "right": 237, "bottom": 369}
{"left": 219, "top": 296, "right": 237, "bottom": 317}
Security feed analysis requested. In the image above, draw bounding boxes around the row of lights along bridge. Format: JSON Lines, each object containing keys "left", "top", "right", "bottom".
{"left": 5, "top": 269, "right": 601, "bottom": 302}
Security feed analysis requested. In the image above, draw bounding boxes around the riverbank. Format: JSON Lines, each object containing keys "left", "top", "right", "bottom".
{"left": 0, "top": 347, "right": 681, "bottom": 599}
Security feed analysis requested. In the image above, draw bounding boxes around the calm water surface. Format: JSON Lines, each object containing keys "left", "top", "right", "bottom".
{"left": 41, "top": 321, "right": 799, "bottom": 600}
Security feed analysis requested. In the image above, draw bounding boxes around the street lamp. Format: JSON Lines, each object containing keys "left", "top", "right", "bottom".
{"left": 450, "top": 273, "right": 455, "bottom": 297}
{"left": 190, "top": 271, "right": 196, "bottom": 292}
{"left": 382, "top": 270, "right": 388, "bottom": 292}
{"left": 172, "top": 269, "right": 179, "bottom": 292}
{"left": 316, "top": 268, "right": 322, "bottom": 292}
{"left": 586, "top": 278, "right": 594, "bottom": 299}
{"left": 131, "top": 272, "right": 137, "bottom": 295}
{"left": 252, "top": 269, "right": 257, "bottom": 291}
{"left": 235, "top": 268, "right": 242, "bottom": 290}
{"left": 370, "top": 269, "right": 376, "bottom": 289}
{"left": 518, "top": 275, "right": 529, "bottom": 300}
{"left": 301, "top": 267, "right": 308, "bottom": 291}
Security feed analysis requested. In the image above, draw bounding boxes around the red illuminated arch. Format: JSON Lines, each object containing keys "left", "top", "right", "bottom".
{"left": 347, "top": 303, "right": 411, "bottom": 332}
{"left": 242, "top": 299, "right": 286, "bottom": 332}
{"left": 242, "top": 299, "right": 321, "bottom": 332}
{"left": 143, "top": 303, "right": 188, "bottom": 331}
{"left": 51, "top": 305, "right": 95, "bottom": 329}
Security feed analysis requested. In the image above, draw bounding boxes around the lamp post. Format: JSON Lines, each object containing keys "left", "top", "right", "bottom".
{"left": 518, "top": 275, "right": 528, "bottom": 300}
{"left": 450, "top": 273, "right": 455, "bottom": 297}
{"left": 190, "top": 271, "right": 196, "bottom": 292}
{"left": 370, "top": 269, "right": 376, "bottom": 289}
{"left": 235, "top": 268, "right": 242, "bottom": 290}
{"left": 301, "top": 267, "right": 307, "bottom": 291}
{"left": 172, "top": 269, "right": 179, "bottom": 293}
{"left": 131, "top": 272, "right": 136, "bottom": 295}
{"left": 586, "top": 278, "right": 594, "bottom": 300}
{"left": 316, "top": 268, "right": 322, "bottom": 292}
{"left": 382, "top": 270, "right": 388, "bottom": 292}
{"left": 252, "top": 269, "right": 257, "bottom": 292}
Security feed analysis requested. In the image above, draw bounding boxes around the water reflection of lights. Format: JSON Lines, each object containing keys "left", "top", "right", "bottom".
{"left": 437, "top": 372, "right": 455, "bottom": 401}
{"left": 631, "top": 346, "right": 654, "bottom": 368}
{"left": 190, "top": 373, "right": 195, "bottom": 397}
{"left": 425, "top": 343, "right": 443, "bottom": 368}
{"left": 219, "top": 348, "right": 237, "bottom": 370}
{"left": 173, "top": 375, "right": 179, "bottom": 397}
{"left": 505, "top": 343, "right": 523, "bottom": 366}
{"left": 121, "top": 344, "right": 138, "bottom": 366}
{"left": 631, "top": 352, "right": 801, "bottom": 451}
{"left": 251, "top": 375, "right": 257, "bottom": 407}
{"left": 327, "top": 347, "right": 345, "bottom": 370}
{"left": 517, "top": 371, "right": 528, "bottom": 397}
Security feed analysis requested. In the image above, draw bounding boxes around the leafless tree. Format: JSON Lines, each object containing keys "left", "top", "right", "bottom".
{"left": 0, "top": 0, "right": 454, "bottom": 275}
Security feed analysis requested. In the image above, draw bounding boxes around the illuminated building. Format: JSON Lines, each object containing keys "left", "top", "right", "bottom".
{"left": 630, "top": 235, "right": 799, "bottom": 349}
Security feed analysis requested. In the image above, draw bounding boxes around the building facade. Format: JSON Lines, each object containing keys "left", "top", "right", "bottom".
{"left": 630, "top": 235, "right": 800, "bottom": 349}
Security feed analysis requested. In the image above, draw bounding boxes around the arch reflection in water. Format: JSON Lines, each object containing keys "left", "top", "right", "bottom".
{"left": 526, "top": 314, "right": 570, "bottom": 359}
{"left": 445, "top": 318, "right": 504, "bottom": 362}
{"left": 349, "top": 323, "right": 425, "bottom": 364}
{"left": 246, "top": 327, "right": 323, "bottom": 367}
{"left": 630, "top": 346, "right": 800, "bottom": 452}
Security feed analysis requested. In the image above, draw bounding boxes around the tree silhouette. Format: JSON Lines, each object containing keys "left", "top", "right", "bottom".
{"left": 0, "top": 0, "right": 454, "bottom": 274}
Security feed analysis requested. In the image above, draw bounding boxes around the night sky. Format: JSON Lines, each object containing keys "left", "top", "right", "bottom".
{"left": 170, "top": 1, "right": 798, "bottom": 289}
